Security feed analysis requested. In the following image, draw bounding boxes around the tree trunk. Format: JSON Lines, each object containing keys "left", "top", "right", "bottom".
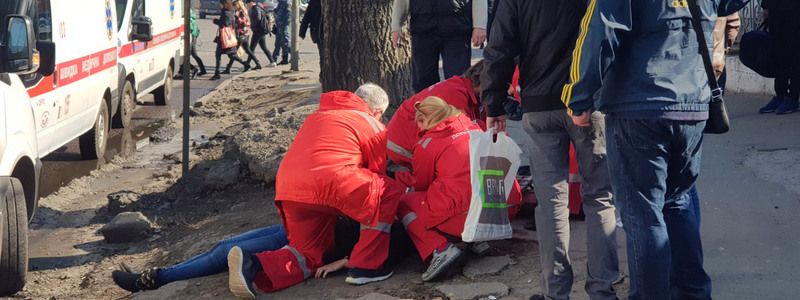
{"left": 321, "top": 0, "right": 413, "bottom": 105}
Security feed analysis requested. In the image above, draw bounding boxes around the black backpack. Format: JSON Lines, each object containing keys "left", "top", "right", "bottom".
{"left": 254, "top": 6, "right": 275, "bottom": 34}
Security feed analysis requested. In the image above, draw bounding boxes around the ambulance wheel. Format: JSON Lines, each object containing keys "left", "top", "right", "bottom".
{"left": 153, "top": 65, "right": 173, "bottom": 106}
{"left": 0, "top": 177, "right": 28, "bottom": 296}
{"left": 79, "top": 102, "right": 109, "bottom": 160}
{"left": 112, "top": 80, "right": 136, "bottom": 128}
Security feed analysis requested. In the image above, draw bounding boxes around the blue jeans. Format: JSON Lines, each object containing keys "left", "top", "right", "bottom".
{"left": 605, "top": 117, "right": 710, "bottom": 300}
{"left": 157, "top": 224, "right": 288, "bottom": 284}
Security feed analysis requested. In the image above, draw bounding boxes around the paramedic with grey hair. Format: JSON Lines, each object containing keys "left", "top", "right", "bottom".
{"left": 225, "top": 84, "right": 406, "bottom": 299}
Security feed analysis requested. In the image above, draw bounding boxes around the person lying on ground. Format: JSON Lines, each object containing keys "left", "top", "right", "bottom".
{"left": 394, "top": 96, "right": 522, "bottom": 282}
{"left": 386, "top": 61, "right": 486, "bottom": 169}
{"left": 111, "top": 218, "right": 413, "bottom": 293}
{"left": 225, "top": 85, "right": 408, "bottom": 300}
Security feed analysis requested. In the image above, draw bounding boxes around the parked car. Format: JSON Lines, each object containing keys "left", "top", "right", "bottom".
{"left": 198, "top": 0, "right": 220, "bottom": 18}
{"left": 1, "top": 0, "right": 122, "bottom": 294}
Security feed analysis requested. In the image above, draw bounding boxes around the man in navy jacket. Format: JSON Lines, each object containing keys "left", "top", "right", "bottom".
{"left": 561, "top": 1, "right": 749, "bottom": 299}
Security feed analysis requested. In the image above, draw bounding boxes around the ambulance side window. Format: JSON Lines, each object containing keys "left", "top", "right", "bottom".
{"left": 116, "top": 0, "right": 128, "bottom": 30}
{"left": 131, "top": 0, "right": 145, "bottom": 18}
{"left": 36, "top": 0, "right": 52, "bottom": 41}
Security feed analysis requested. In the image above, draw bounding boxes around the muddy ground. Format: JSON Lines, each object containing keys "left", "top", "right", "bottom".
{"left": 4, "top": 64, "right": 628, "bottom": 300}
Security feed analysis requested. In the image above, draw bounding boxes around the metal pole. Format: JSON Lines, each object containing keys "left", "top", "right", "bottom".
{"left": 290, "top": 0, "right": 300, "bottom": 71}
{"left": 182, "top": 0, "right": 191, "bottom": 176}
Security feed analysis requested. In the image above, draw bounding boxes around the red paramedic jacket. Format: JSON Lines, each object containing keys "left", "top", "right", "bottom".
{"left": 410, "top": 114, "right": 521, "bottom": 226}
{"left": 275, "top": 91, "right": 388, "bottom": 225}
{"left": 386, "top": 76, "right": 484, "bottom": 168}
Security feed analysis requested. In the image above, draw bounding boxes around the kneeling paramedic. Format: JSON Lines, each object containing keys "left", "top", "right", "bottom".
{"left": 386, "top": 61, "right": 487, "bottom": 169}
{"left": 395, "top": 97, "right": 521, "bottom": 282}
{"left": 225, "top": 84, "right": 406, "bottom": 299}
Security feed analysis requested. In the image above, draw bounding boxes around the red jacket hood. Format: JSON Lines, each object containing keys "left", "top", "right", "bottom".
{"left": 421, "top": 114, "right": 476, "bottom": 138}
{"left": 318, "top": 91, "right": 373, "bottom": 114}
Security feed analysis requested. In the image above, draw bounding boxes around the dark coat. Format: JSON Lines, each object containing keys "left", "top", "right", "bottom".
{"left": 299, "top": 0, "right": 322, "bottom": 44}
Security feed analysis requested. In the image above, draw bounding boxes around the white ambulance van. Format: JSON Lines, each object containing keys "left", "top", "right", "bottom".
{"left": 114, "top": 0, "right": 183, "bottom": 128}
{"left": 0, "top": 0, "right": 121, "bottom": 294}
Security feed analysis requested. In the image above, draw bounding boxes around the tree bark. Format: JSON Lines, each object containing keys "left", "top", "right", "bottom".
{"left": 321, "top": 0, "right": 413, "bottom": 105}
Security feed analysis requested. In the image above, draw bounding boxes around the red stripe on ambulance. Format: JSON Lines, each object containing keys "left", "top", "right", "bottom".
{"left": 27, "top": 47, "right": 118, "bottom": 98}
{"left": 118, "top": 26, "right": 184, "bottom": 58}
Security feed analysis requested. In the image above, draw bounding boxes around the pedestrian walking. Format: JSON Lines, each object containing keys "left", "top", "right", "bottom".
{"left": 300, "top": 0, "right": 322, "bottom": 65}
{"left": 272, "top": 0, "right": 292, "bottom": 65}
{"left": 190, "top": 9, "right": 207, "bottom": 77}
{"left": 561, "top": 1, "right": 750, "bottom": 299}
{"left": 228, "top": 0, "right": 262, "bottom": 71}
{"left": 391, "top": 0, "right": 487, "bottom": 92}
{"left": 211, "top": 0, "right": 250, "bottom": 81}
{"left": 712, "top": 12, "right": 740, "bottom": 92}
{"left": 758, "top": 0, "right": 800, "bottom": 114}
{"left": 246, "top": 0, "right": 276, "bottom": 68}
{"left": 481, "top": 0, "right": 619, "bottom": 299}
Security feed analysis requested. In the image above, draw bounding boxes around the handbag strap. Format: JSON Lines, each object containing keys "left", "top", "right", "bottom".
{"left": 686, "top": 0, "right": 723, "bottom": 103}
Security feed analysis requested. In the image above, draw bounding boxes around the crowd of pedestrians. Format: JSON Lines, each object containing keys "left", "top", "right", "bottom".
{"left": 115, "top": 0, "right": 780, "bottom": 299}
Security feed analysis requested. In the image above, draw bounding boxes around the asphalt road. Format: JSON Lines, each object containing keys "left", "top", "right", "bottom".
{"left": 39, "top": 18, "right": 319, "bottom": 198}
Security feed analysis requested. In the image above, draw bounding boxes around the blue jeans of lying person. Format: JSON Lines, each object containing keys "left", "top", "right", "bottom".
{"left": 605, "top": 116, "right": 710, "bottom": 300}
{"left": 157, "top": 224, "right": 288, "bottom": 285}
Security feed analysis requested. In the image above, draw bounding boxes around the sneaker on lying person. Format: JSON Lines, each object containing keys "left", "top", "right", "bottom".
{"left": 345, "top": 266, "right": 394, "bottom": 286}
{"left": 228, "top": 246, "right": 260, "bottom": 300}
{"left": 422, "top": 243, "right": 464, "bottom": 282}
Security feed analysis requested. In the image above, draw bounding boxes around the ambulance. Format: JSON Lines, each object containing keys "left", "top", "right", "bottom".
{"left": 1, "top": 0, "right": 122, "bottom": 294}
{"left": 114, "top": 0, "right": 183, "bottom": 128}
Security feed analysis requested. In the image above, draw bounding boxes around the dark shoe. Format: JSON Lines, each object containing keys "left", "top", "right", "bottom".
{"left": 221, "top": 69, "right": 231, "bottom": 75}
{"left": 228, "top": 246, "right": 259, "bottom": 300}
{"left": 469, "top": 242, "right": 491, "bottom": 257}
{"left": 529, "top": 295, "right": 546, "bottom": 300}
{"left": 524, "top": 220, "right": 537, "bottom": 231}
{"left": 210, "top": 74, "right": 221, "bottom": 80}
{"left": 277, "top": 60, "right": 289, "bottom": 65}
{"left": 776, "top": 99, "right": 799, "bottom": 115}
{"left": 242, "top": 64, "right": 251, "bottom": 73}
{"left": 252, "top": 65, "right": 262, "bottom": 70}
{"left": 112, "top": 266, "right": 161, "bottom": 293}
{"left": 422, "top": 243, "right": 464, "bottom": 282}
{"left": 345, "top": 267, "right": 394, "bottom": 286}
{"left": 759, "top": 96, "right": 784, "bottom": 113}
{"left": 197, "top": 69, "right": 208, "bottom": 76}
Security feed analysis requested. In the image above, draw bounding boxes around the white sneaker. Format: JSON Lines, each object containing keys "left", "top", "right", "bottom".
{"left": 422, "top": 243, "right": 463, "bottom": 282}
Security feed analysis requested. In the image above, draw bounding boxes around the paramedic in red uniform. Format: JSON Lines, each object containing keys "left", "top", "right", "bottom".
{"left": 395, "top": 96, "right": 521, "bottom": 282}
{"left": 386, "top": 61, "right": 486, "bottom": 168}
{"left": 225, "top": 84, "right": 406, "bottom": 300}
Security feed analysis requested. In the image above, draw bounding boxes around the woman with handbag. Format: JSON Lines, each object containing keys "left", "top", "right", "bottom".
{"left": 226, "top": 0, "right": 262, "bottom": 72}
{"left": 393, "top": 97, "right": 521, "bottom": 283}
{"left": 211, "top": 0, "right": 250, "bottom": 81}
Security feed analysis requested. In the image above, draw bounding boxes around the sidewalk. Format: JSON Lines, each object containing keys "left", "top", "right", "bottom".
{"left": 698, "top": 93, "right": 800, "bottom": 299}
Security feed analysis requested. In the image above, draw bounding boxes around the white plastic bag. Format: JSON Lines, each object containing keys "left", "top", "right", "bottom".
{"left": 462, "top": 129, "right": 522, "bottom": 242}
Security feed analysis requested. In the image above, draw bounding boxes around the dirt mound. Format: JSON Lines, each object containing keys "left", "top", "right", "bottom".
{"left": 223, "top": 104, "right": 318, "bottom": 183}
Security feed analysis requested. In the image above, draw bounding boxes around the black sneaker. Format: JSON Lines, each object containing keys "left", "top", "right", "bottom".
{"left": 228, "top": 246, "right": 258, "bottom": 300}
{"left": 759, "top": 96, "right": 784, "bottom": 113}
{"left": 422, "top": 243, "right": 464, "bottom": 282}
{"left": 277, "top": 60, "right": 289, "bottom": 66}
{"left": 345, "top": 266, "right": 394, "bottom": 285}
{"left": 776, "top": 98, "right": 799, "bottom": 115}
{"left": 210, "top": 74, "right": 221, "bottom": 80}
{"left": 112, "top": 266, "right": 161, "bottom": 293}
